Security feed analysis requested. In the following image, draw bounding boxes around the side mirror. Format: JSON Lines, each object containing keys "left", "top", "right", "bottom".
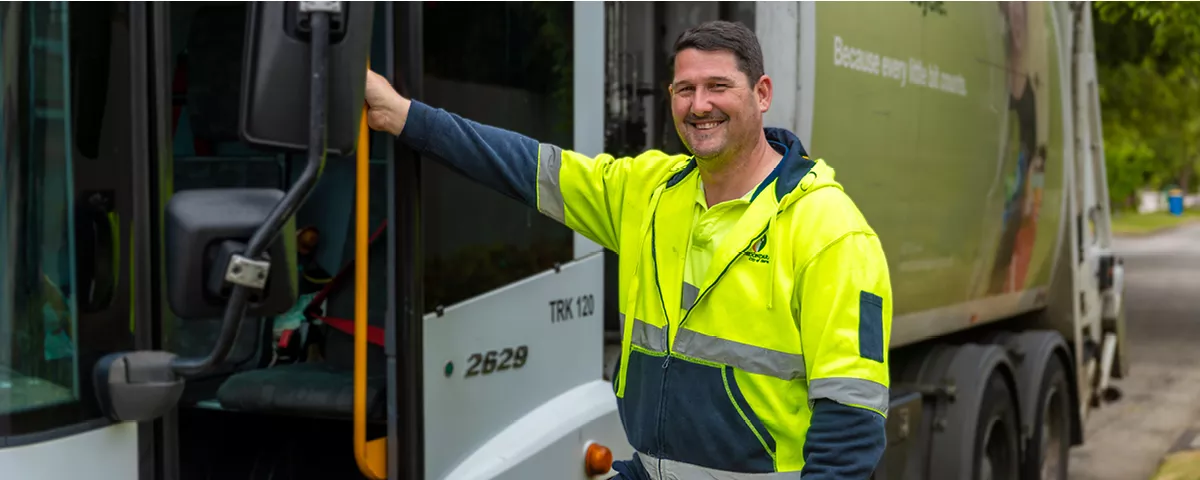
{"left": 239, "top": 1, "right": 374, "bottom": 155}
{"left": 94, "top": 352, "right": 185, "bottom": 423}
{"left": 164, "top": 188, "right": 298, "bottom": 320}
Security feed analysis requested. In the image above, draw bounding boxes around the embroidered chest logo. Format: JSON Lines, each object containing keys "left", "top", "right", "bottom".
{"left": 744, "top": 232, "right": 770, "bottom": 264}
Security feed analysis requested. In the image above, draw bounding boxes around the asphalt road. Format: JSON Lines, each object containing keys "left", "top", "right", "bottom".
{"left": 1068, "top": 222, "right": 1200, "bottom": 480}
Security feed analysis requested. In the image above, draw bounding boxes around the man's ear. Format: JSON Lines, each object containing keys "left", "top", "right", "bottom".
{"left": 756, "top": 74, "right": 773, "bottom": 113}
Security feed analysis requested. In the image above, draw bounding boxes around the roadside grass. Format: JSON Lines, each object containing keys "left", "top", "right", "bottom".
{"left": 1149, "top": 450, "right": 1200, "bottom": 480}
{"left": 1111, "top": 209, "right": 1200, "bottom": 236}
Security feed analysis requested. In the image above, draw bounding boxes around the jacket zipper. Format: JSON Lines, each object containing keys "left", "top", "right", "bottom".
{"left": 650, "top": 211, "right": 671, "bottom": 463}
{"left": 630, "top": 169, "right": 682, "bottom": 467}
{"left": 648, "top": 206, "right": 774, "bottom": 463}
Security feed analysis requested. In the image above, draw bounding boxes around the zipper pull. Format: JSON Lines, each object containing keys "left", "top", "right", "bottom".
{"left": 660, "top": 325, "right": 671, "bottom": 368}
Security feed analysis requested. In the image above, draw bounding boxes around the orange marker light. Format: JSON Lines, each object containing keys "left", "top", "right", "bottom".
{"left": 297, "top": 226, "right": 320, "bottom": 255}
{"left": 584, "top": 442, "right": 614, "bottom": 476}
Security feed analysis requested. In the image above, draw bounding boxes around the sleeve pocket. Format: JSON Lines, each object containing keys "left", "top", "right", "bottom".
{"left": 858, "top": 291, "right": 884, "bottom": 363}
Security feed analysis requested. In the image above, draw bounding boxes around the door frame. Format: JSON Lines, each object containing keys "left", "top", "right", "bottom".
{"left": 386, "top": 2, "right": 425, "bottom": 479}
{"left": 131, "top": 3, "right": 426, "bottom": 478}
{"left": 136, "top": 2, "right": 179, "bottom": 479}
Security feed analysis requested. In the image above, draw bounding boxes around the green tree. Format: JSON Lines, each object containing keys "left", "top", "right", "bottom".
{"left": 1093, "top": 1, "right": 1200, "bottom": 208}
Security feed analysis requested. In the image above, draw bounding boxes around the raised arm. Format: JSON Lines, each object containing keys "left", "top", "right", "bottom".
{"left": 364, "top": 70, "right": 635, "bottom": 252}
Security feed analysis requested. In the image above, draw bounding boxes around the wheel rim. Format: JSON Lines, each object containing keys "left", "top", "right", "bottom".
{"left": 981, "top": 410, "right": 1018, "bottom": 480}
{"left": 1040, "top": 384, "right": 1066, "bottom": 480}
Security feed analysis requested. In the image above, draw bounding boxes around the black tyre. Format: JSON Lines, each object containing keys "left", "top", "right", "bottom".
{"left": 973, "top": 372, "right": 1021, "bottom": 480}
{"left": 1024, "top": 355, "right": 1071, "bottom": 480}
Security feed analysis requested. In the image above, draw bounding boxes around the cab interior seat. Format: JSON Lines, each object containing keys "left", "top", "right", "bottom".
{"left": 214, "top": 166, "right": 391, "bottom": 422}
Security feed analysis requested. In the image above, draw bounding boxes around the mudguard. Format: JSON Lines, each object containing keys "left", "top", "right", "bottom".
{"left": 899, "top": 343, "right": 1017, "bottom": 480}
{"left": 999, "top": 330, "right": 1081, "bottom": 446}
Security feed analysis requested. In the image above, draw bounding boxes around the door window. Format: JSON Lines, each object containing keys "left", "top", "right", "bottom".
{"left": 158, "top": 2, "right": 401, "bottom": 373}
{"left": 420, "top": 2, "right": 576, "bottom": 311}
{"left": 162, "top": 3, "right": 282, "bottom": 366}
{"left": 1, "top": 1, "right": 136, "bottom": 439}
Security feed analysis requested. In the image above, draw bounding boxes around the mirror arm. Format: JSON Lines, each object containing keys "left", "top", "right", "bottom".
{"left": 171, "top": 3, "right": 334, "bottom": 378}
{"left": 242, "top": 4, "right": 331, "bottom": 265}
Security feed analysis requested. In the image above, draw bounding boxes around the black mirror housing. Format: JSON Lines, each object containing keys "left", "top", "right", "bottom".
{"left": 239, "top": 1, "right": 375, "bottom": 156}
{"left": 164, "top": 188, "right": 298, "bottom": 320}
{"left": 94, "top": 351, "right": 184, "bottom": 423}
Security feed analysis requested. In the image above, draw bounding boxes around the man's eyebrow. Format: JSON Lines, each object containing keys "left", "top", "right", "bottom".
{"left": 672, "top": 76, "right": 738, "bottom": 87}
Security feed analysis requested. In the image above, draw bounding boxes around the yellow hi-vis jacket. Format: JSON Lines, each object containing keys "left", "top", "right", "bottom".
{"left": 399, "top": 100, "right": 892, "bottom": 478}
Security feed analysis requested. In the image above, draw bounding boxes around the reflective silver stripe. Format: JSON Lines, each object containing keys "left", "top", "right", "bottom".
{"left": 674, "top": 328, "right": 805, "bottom": 381}
{"left": 637, "top": 452, "right": 800, "bottom": 479}
{"left": 809, "top": 377, "right": 889, "bottom": 414}
{"left": 681, "top": 282, "right": 699, "bottom": 310}
{"left": 537, "top": 143, "right": 565, "bottom": 223}
{"left": 626, "top": 315, "right": 666, "bottom": 352}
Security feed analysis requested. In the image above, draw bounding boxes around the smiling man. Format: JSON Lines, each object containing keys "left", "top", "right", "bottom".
{"left": 365, "top": 20, "right": 891, "bottom": 480}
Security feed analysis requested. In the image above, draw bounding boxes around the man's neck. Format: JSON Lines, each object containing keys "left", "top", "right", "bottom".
{"left": 698, "top": 133, "right": 783, "bottom": 207}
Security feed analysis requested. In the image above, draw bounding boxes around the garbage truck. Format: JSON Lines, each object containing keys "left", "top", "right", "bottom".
{"left": 0, "top": 1, "right": 1124, "bottom": 479}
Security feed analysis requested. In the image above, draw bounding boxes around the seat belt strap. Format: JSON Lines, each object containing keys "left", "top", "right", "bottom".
{"left": 305, "top": 220, "right": 388, "bottom": 312}
{"left": 301, "top": 221, "right": 389, "bottom": 347}
{"left": 316, "top": 316, "right": 385, "bottom": 347}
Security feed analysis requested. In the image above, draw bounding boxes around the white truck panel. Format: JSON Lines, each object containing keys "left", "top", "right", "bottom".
{"left": 422, "top": 252, "right": 621, "bottom": 479}
{"left": 440, "top": 380, "right": 630, "bottom": 480}
{"left": 0, "top": 422, "right": 136, "bottom": 479}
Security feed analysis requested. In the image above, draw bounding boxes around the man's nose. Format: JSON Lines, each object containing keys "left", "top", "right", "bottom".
{"left": 690, "top": 89, "right": 714, "bottom": 116}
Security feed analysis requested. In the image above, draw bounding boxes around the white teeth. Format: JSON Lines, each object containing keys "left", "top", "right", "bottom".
{"left": 695, "top": 121, "right": 721, "bottom": 130}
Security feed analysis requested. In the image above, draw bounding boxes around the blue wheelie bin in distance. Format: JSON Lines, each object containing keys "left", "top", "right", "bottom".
{"left": 1168, "top": 188, "right": 1184, "bottom": 216}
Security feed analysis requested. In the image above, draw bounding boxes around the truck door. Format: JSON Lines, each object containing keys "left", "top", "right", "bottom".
{"left": 408, "top": 3, "right": 625, "bottom": 479}
{"left": 141, "top": 2, "right": 388, "bottom": 478}
{"left": 0, "top": 1, "right": 148, "bottom": 477}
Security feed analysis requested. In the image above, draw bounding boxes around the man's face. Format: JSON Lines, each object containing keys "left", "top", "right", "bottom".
{"left": 670, "top": 48, "right": 770, "bottom": 162}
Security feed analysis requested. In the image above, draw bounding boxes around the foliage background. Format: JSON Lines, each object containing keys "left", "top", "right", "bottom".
{"left": 1094, "top": 1, "right": 1200, "bottom": 210}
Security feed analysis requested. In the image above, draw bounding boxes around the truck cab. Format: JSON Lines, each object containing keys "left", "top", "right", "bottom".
{"left": 0, "top": 2, "right": 625, "bottom": 479}
{"left": 1, "top": 2, "right": 1127, "bottom": 479}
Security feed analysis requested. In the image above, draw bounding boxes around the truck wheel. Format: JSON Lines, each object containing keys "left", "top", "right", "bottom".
{"left": 1025, "top": 355, "right": 1070, "bottom": 480}
{"left": 973, "top": 372, "right": 1020, "bottom": 480}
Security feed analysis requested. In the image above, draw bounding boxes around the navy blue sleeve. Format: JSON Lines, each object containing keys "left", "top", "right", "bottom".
{"left": 397, "top": 99, "right": 542, "bottom": 208}
{"left": 801, "top": 399, "right": 887, "bottom": 479}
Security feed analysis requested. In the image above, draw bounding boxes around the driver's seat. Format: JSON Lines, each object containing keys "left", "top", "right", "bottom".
{"left": 214, "top": 163, "right": 390, "bottom": 422}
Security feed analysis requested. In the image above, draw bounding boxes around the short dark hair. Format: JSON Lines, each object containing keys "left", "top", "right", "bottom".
{"left": 673, "top": 20, "right": 765, "bottom": 83}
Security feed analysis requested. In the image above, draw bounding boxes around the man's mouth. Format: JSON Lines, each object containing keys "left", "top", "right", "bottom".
{"left": 691, "top": 120, "right": 725, "bottom": 131}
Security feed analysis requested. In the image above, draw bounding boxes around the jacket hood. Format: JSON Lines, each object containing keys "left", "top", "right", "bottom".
{"left": 761, "top": 127, "right": 840, "bottom": 210}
